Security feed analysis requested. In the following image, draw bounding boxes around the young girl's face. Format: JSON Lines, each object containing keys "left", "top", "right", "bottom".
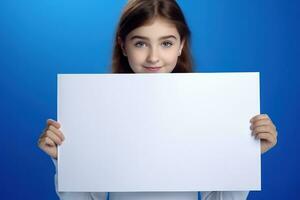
{"left": 122, "top": 18, "right": 184, "bottom": 73}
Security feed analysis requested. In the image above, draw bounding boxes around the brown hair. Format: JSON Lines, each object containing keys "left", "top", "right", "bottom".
{"left": 111, "top": 0, "right": 193, "bottom": 73}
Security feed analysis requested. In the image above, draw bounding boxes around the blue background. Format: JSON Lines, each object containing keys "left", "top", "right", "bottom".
{"left": 1, "top": 0, "right": 299, "bottom": 199}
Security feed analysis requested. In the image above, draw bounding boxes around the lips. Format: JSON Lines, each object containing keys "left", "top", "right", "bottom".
{"left": 143, "top": 66, "right": 162, "bottom": 72}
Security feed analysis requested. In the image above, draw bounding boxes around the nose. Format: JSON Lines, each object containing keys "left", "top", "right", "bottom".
{"left": 146, "top": 47, "right": 159, "bottom": 64}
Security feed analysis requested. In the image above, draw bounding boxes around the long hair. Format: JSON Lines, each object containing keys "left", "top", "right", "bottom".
{"left": 111, "top": 0, "right": 193, "bottom": 73}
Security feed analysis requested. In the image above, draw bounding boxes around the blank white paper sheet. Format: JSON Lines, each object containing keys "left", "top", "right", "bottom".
{"left": 57, "top": 73, "right": 261, "bottom": 192}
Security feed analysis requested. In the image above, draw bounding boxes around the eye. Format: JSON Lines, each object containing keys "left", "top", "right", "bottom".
{"left": 161, "top": 41, "right": 173, "bottom": 48}
{"left": 134, "top": 41, "right": 147, "bottom": 48}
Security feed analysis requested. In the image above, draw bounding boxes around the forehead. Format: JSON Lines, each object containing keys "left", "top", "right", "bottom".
{"left": 127, "top": 18, "right": 180, "bottom": 39}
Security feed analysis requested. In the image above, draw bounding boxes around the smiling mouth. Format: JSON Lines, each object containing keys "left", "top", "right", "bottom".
{"left": 143, "top": 66, "right": 162, "bottom": 71}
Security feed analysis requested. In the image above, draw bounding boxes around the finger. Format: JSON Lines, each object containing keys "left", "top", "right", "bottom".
{"left": 255, "top": 132, "right": 277, "bottom": 145}
{"left": 253, "top": 124, "right": 278, "bottom": 138}
{"left": 250, "top": 118, "right": 273, "bottom": 128}
{"left": 250, "top": 120, "right": 265, "bottom": 130}
{"left": 252, "top": 127, "right": 278, "bottom": 139}
{"left": 38, "top": 136, "right": 55, "bottom": 148}
{"left": 250, "top": 114, "right": 271, "bottom": 123}
{"left": 252, "top": 125, "right": 275, "bottom": 136}
{"left": 45, "top": 130, "right": 63, "bottom": 145}
{"left": 48, "top": 125, "right": 65, "bottom": 141}
{"left": 44, "top": 137, "right": 56, "bottom": 147}
{"left": 251, "top": 118, "right": 275, "bottom": 133}
{"left": 251, "top": 120, "right": 276, "bottom": 131}
{"left": 47, "top": 119, "right": 61, "bottom": 129}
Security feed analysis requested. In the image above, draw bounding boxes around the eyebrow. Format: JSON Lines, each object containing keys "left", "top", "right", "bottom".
{"left": 129, "top": 35, "right": 178, "bottom": 41}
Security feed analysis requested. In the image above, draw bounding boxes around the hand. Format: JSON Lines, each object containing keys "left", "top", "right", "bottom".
{"left": 250, "top": 114, "right": 278, "bottom": 154}
{"left": 37, "top": 119, "right": 65, "bottom": 159}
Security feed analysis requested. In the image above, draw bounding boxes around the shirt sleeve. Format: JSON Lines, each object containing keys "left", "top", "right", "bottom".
{"left": 200, "top": 191, "right": 249, "bottom": 200}
{"left": 52, "top": 158, "right": 107, "bottom": 200}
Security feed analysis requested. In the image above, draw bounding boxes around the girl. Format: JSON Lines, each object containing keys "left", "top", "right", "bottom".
{"left": 38, "top": 0, "right": 278, "bottom": 199}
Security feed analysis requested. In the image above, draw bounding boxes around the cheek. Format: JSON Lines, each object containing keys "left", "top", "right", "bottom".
{"left": 126, "top": 49, "right": 147, "bottom": 71}
{"left": 162, "top": 50, "right": 179, "bottom": 70}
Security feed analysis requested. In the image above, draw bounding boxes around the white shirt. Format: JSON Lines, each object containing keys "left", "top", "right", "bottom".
{"left": 52, "top": 159, "right": 249, "bottom": 200}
